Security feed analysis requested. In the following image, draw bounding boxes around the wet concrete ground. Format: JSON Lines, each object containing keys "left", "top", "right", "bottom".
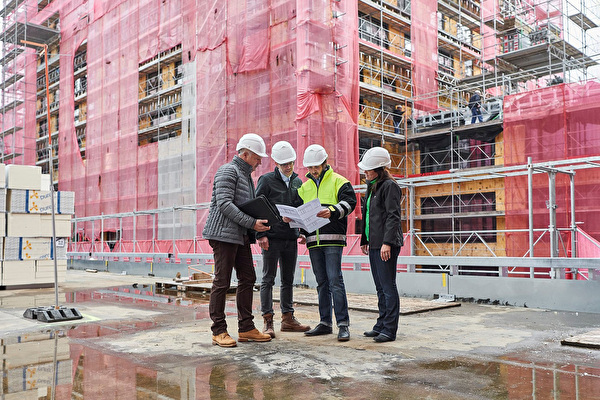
{"left": 1, "top": 270, "right": 600, "bottom": 399}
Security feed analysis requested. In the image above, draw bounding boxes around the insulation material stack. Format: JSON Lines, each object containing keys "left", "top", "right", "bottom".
{"left": 1, "top": 165, "right": 73, "bottom": 287}
{"left": 1, "top": 333, "right": 72, "bottom": 399}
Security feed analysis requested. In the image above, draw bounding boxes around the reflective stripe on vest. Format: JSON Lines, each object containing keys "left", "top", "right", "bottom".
{"left": 306, "top": 234, "right": 347, "bottom": 243}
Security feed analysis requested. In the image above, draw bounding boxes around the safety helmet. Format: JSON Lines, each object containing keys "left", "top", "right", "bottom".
{"left": 303, "top": 144, "right": 328, "bottom": 167}
{"left": 357, "top": 147, "right": 391, "bottom": 171}
{"left": 271, "top": 141, "right": 297, "bottom": 164}
{"left": 236, "top": 133, "right": 268, "bottom": 157}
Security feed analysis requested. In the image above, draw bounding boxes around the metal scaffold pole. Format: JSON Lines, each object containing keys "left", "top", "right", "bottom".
{"left": 21, "top": 40, "right": 81, "bottom": 323}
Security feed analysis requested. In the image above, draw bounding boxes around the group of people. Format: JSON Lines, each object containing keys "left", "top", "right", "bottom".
{"left": 203, "top": 133, "right": 404, "bottom": 348}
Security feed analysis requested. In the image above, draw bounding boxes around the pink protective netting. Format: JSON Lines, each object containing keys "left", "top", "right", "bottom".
{"left": 7, "top": 0, "right": 360, "bottom": 242}
{"left": 503, "top": 81, "right": 600, "bottom": 259}
{"left": 411, "top": 0, "right": 438, "bottom": 111}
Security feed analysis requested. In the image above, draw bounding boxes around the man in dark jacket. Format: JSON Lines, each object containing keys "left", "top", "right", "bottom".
{"left": 256, "top": 141, "right": 310, "bottom": 337}
{"left": 296, "top": 144, "right": 357, "bottom": 342}
{"left": 469, "top": 90, "right": 483, "bottom": 123}
{"left": 202, "top": 133, "right": 273, "bottom": 348}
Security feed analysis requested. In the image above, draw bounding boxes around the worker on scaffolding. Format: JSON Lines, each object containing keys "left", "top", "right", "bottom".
{"left": 256, "top": 141, "right": 311, "bottom": 338}
{"left": 292, "top": 144, "right": 357, "bottom": 342}
{"left": 203, "top": 133, "right": 273, "bottom": 348}
{"left": 469, "top": 90, "right": 483, "bottom": 124}
{"left": 393, "top": 104, "right": 405, "bottom": 135}
{"left": 358, "top": 147, "right": 404, "bottom": 343}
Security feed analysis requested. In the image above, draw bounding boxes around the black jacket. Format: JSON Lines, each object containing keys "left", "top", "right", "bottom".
{"left": 360, "top": 177, "right": 404, "bottom": 249}
{"left": 468, "top": 93, "right": 481, "bottom": 111}
{"left": 256, "top": 168, "right": 303, "bottom": 241}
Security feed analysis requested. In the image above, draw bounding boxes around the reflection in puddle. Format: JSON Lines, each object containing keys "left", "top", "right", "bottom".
{"left": 67, "top": 284, "right": 211, "bottom": 308}
{"left": 3, "top": 286, "right": 600, "bottom": 399}
{"left": 2, "top": 330, "right": 71, "bottom": 399}
{"left": 4, "top": 331, "right": 600, "bottom": 400}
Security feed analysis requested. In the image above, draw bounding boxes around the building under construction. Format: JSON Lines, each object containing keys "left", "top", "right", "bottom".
{"left": 1, "top": 0, "right": 600, "bottom": 278}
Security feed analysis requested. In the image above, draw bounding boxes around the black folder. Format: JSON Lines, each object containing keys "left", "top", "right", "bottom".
{"left": 238, "top": 195, "right": 282, "bottom": 226}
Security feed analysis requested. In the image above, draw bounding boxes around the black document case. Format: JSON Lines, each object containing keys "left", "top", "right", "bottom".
{"left": 238, "top": 195, "right": 281, "bottom": 225}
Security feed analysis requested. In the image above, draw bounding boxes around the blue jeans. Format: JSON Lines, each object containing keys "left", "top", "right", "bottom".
{"left": 471, "top": 107, "right": 483, "bottom": 123}
{"left": 369, "top": 246, "right": 400, "bottom": 339}
{"left": 260, "top": 239, "right": 298, "bottom": 316}
{"left": 308, "top": 246, "right": 349, "bottom": 327}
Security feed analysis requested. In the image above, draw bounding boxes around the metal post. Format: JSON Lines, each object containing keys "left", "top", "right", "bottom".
{"left": 570, "top": 173, "right": 577, "bottom": 259}
{"left": 548, "top": 172, "right": 558, "bottom": 259}
{"left": 172, "top": 207, "right": 176, "bottom": 255}
{"left": 30, "top": 42, "right": 62, "bottom": 308}
{"left": 100, "top": 212, "right": 104, "bottom": 251}
{"left": 119, "top": 217, "right": 123, "bottom": 252}
{"left": 152, "top": 213, "right": 156, "bottom": 253}
{"left": 408, "top": 185, "right": 415, "bottom": 272}
{"left": 74, "top": 219, "right": 78, "bottom": 250}
{"left": 528, "top": 157, "right": 534, "bottom": 278}
{"left": 133, "top": 210, "right": 137, "bottom": 252}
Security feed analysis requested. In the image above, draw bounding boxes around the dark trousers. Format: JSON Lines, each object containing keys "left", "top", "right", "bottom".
{"left": 369, "top": 246, "right": 401, "bottom": 339}
{"left": 208, "top": 239, "right": 256, "bottom": 335}
{"left": 260, "top": 239, "right": 298, "bottom": 316}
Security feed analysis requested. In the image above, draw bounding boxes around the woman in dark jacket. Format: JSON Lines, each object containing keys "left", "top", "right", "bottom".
{"left": 358, "top": 147, "right": 404, "bottom": 343}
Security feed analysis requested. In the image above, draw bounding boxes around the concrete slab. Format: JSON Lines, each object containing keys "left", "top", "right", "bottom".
{"left": 561, "top": 329, "right": 600, "bottom": 349}
{"left": 0, "top": 270, "right": 598, "bottom": 399}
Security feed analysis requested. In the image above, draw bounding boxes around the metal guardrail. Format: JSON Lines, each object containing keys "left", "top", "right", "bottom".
{"left": 89, "top": 252, "right": 173, "bottom": 261}
{"left": 70, "top": 252, "right": 600, "bottom": 280}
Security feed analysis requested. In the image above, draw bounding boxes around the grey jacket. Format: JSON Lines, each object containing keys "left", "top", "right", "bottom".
{"left": 202, "top": 155, "right": 257, "bottom": 245}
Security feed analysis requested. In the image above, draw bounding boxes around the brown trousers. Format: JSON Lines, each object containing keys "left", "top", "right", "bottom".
{"left": 208, "top": 239, "right": 256, "bottom": 335}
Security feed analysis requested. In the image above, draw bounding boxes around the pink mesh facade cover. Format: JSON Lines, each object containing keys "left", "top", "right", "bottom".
{"left": 411, "top": 0, "right": 438, "bottom": 111}
{"left": 503, "top": 82, "right": 600, "bottom": 258}
{"left": 13, "top": 0, "right": 360, "bottom": 240}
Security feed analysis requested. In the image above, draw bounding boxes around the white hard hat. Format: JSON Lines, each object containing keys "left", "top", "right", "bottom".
{"left": 303, "top": 144, "right": 328, "bottom": 167}
{"left": 357, "top": 147, "right": 391, "bottom": 171}
{"left": 271, "top": 141, "right": 296, "bottom": 164}
{"left": 236, "top": 133, "right": 267, "bottom": 157}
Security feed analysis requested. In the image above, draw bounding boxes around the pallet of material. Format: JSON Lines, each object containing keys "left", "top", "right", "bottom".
{"left": 7, "top": 190, "right": 75, "bottom": 214}
{"left": 3, "top": 237, "right": 68, "bottom": 260}
{"left": 5, "top": 165, "right": 41, "bottom": 190}
{"left": 155, "top": 272, "right": 237, "bottom": 293}
{"left": 6, "top": 214, "right": 72, "bottom": 237}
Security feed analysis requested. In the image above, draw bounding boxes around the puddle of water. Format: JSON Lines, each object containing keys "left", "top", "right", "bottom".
{"left": 4, "top": 285, "right": 600, "bottom": 399}
{"left": 4, "top": 326, "right": 600, "bottom": 400}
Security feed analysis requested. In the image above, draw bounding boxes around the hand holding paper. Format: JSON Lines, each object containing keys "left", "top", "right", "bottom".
{"left": 276, "top": 199, "right": 330, "bottom": 233}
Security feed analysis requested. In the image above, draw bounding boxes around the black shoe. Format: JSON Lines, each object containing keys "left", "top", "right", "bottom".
{"left": 363, "top": 330, "right": 380, "bottom": 338}
{"left": 373, "top": 333, "right": 394, "bottom": 343}
{"left": 304, "top": 323, "right": 333, "bottom": 336}
{"left": 337, "top": 326, "right": 350, "bottom": 342}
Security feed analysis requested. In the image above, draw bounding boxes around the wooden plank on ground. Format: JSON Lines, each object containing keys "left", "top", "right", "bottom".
{"left": 155, "top": 280, "right": 237, "bottom": 293}
{"left": 279, "top": 289, "right": 460, "bottom": 315}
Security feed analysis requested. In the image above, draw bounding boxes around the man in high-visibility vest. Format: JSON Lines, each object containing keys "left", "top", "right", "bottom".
{"left": 296, "top": 144, "right": 357, "bottom": 341}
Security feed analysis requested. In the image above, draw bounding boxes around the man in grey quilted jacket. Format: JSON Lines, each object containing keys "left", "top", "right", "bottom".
{"left": 202, "top": 133, "right": 273, "bottom": 348}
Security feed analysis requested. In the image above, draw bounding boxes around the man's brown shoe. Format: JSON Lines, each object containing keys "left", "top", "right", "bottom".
{"left": 281, "top": 312, "right": 310, "bottom": 332}
{"left": 212, "top": 332, "right": 237, "bottom": 348}
{"left": 238, "top": 328, "right": 272, "bottom": 342}
{"left": 263, "top": 313, "right": 276, "bottom": 338}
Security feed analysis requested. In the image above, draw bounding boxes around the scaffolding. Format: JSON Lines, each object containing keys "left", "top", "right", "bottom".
{"left": 1, "top": 0, "right": 600, "bottom": 278}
